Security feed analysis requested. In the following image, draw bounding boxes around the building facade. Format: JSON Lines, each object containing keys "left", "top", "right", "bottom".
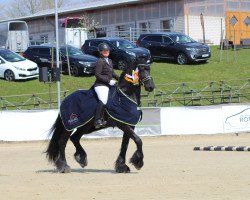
{"left": 6, "top": 0, "right": 250, "bottom": 45}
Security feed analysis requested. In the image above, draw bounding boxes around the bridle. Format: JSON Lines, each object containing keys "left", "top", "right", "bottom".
{"left": 138, "top": 65, "right": 152, "bottom": 85}
{"left": 140, "top": 75, "right": 152, "bottom": 85}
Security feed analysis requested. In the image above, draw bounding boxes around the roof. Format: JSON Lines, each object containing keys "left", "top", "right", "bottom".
{"left": 1, "top": 0, "right": 141, "bottom": 22}
{"left": 27, "top": 44, "right": 78, "bottom": 48}
{"left": 86, "top": 36, "right": 125, "bottom": 41}
{"left": 140, "top": 32, "right": 184, "bottom": 36}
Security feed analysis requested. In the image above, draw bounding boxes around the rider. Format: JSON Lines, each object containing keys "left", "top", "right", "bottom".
{"left": 93, "top": 43, "right": 119, "bottom": 129}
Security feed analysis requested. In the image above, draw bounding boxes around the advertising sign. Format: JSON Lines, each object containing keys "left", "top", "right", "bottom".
{"left": 223, "top": 105, "right": 250, "bottom": 133}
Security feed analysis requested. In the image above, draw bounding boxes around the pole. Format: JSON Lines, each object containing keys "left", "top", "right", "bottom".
{"left": 55, "top": 0, "right": 61, "bottom": 108}
{"left": 220, "top": 29, "right": 224, "bottom": 62}
{"left": 219, "top": 18, "right": 223, "bottom": 62}
{"left": 200, "top": 13, "right": 205, "bottom": 43}
{"left": 234, "top": 28, "right": 236, "bottom": 62}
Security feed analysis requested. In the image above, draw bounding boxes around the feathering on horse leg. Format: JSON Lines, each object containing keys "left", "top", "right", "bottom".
{"left": 115, "top": 132, "right": 130, "bottom": 173}
{"left": 45, "top": 115, "right": 64, "bottom": 164}
{"left": 70, "top": 127, "right": 88, "bottom": 168}
{"left": 117, "top": 124, "right": 144, "bottom": 171}
{"left": 55, "top": 130, "right": 72, "bottom": 173}
{"left": 127, "top": 126, "right": 144, "bottom": 170}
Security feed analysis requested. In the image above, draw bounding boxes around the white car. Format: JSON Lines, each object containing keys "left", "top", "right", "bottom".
{"left": 0, "top": 48, "right": 38, "bottom": 81}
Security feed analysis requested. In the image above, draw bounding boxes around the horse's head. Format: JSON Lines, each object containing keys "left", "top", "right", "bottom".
{"left": 119, "top": 57, "right": 155, "bottom": 92}
{"left": 137, "top": 62, "right": 155, "bottom": 92}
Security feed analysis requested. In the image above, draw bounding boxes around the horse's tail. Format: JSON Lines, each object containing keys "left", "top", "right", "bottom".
{"left": 45, "top": 114, "right": 64, "bottom": 163}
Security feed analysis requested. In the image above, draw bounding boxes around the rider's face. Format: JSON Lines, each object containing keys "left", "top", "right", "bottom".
{"left": 101, "top": 50, "right": 109, "bottom": 57}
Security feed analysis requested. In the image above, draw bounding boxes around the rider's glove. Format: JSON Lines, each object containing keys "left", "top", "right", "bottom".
{"left": 109, "top": 80, "right": 117, "bottom": 86}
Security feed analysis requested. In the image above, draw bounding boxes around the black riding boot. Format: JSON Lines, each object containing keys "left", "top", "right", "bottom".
{"left": 94, "top": 101, "right": 107, "bottom": 129}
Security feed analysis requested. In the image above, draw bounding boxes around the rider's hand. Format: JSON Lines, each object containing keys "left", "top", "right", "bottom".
{"left": 109, "top": 80, "right": 117, "bottom": 86}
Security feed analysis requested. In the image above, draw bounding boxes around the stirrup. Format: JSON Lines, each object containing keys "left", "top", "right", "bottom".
{"left": 101, "top": 119, "right": 107, "bottom": 127}
{"left": 94, "top": 119, "right": 102, "bottom": 129}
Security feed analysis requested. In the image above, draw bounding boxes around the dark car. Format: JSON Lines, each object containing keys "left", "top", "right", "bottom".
{"left": 23, "top": 45, "right": 98, "bottom": 76}
{"left": 136, "top": 32, "right": 211, "bottom": 65}
{"left": 82, "top": 37, "right": 151, "bottom": 70}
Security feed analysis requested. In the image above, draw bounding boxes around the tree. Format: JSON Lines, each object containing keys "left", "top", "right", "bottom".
{"left": 78, "top": 13, "right": 101, "bottom": 38}
{"left": 5, "top": 0, "right": 65, "bottom": 18}
{"left": 0, "top": 4, "right": 7, "bottom": 20}
{"left": 78, "top": 13, "right": 100, "bottom": 30}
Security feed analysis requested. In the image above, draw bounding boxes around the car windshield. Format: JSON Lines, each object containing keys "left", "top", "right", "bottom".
{"left": 110, "top": 40, "right": 136, "bottom": 49}
{"left": 0, "top": 50, "right": 25, "bottom": 62}
{"left": 60, "top": 46, "right": 84, "bottom": 56}
{"left": 169, "top": 34, "right": 196, "bottom": 44}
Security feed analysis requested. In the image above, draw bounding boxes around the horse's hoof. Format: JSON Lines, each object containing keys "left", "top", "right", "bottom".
{"left": 115, "top": 165, "right": 130, "bottom": 173}
{"left": 57, "top": 165, "right": 71, "bottom": 173}
{"left": 130, "top": 151, "right": 144, "bottom": 170}
{"left": 74, "top": 154, "right": 88, "bottom": 168}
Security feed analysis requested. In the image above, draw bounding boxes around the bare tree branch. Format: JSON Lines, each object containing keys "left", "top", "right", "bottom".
{"left": 5, "top": 0, "right": 65, "bottom": 18}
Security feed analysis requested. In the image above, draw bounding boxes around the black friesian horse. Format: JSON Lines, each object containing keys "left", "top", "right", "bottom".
{"left": 46, "top": 63, "right": 155, "bottom": 173}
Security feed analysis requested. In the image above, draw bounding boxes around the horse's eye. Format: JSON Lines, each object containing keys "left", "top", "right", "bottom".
{"left": 138, "top": 66, "right": 145, "bottom": 71}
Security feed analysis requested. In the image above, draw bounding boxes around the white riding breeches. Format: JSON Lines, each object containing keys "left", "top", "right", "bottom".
{"left": 94, "top": 86, "right": 109, "bottom": 105}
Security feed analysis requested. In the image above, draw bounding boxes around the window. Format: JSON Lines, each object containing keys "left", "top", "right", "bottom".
{"left": 0, "top": 50, "right": 25, "bottom": 62}
{"left": 110, "top": 40, "right": 136, "bottom": 49}
{"left": 144, "top": 35, "right": 162, "bottom": 43}
{"left": 169, "top": 34, "right": 195, "bottom": 43}
{"left": 163, "top": 36, "right": 173, "bottom": 44}
{"left": 139, "top": 22, "right": 151, "bottom": 32}
{"left": 161, "top": 19, "right": 174, "bottom": 31}
{"left": 90, "top": 40, "right": 103, "bottom": 47}
{"left": 40, "top": 35, "right": 48, "bottom": 43}
{"left": 38, "top": 48, "right": 50, "bottom": 55}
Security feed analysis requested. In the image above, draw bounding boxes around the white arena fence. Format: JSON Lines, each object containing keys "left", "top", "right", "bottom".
{"left": 0, "top": 104, "right": 249, "bottom": 141}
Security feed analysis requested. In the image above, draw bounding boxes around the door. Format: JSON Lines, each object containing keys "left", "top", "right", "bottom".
{"left": 158, "top": 36, "right": 176, "bottom": 59}
{"left": 142, "top": 35, "right": 162, "bottom": 57}
{"left": 226, "top": 11, "right": 250, "bottom": 45}
{"left": 0, "top": 58, "right": 6, "bottom": 77}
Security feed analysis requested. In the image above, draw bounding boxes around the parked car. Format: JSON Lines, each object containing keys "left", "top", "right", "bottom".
{"left": 136, "top": 32, "right": 211, "bottom": 65}
{"left": 0, "top": 48, "right": 38, "bottom": 81}
{"left": 23, "top": 45, "right": 98, "bottom": 76}
{"left": 82, "top": 37, "right": 151, "bottom": 70}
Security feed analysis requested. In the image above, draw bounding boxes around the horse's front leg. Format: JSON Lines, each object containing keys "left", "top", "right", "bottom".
{"left": 128, "top": 128, "right": 144, "bottom": 170}
{"left": 115, "top": 132, "right": 130, "bottom": 173}
{"left": 117, "top": 125, "right": 144, "bottom": 171}
{"left": 56, "top": 130, "right": 71, "bottom": 173}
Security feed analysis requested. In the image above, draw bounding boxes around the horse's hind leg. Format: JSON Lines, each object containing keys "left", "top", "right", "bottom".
{"left": 115, "top": 132, "right": 131, "bottom": 173}
{"left": 70, "top": 127, "right": 88, "bottom": 168}
{"left": 56, "top": 129, "right": 72, "bottom": 173}
{"left": 46, "top": 115, "right": 72, "bottom": 173}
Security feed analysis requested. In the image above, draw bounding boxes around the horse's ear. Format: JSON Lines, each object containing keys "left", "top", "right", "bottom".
{"left": 138, "top": 64, "right": 150, "bottom": 71}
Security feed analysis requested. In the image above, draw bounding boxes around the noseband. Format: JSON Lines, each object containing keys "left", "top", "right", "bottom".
{"left": 140, "top": 75, "right": 152, "bottom": 85}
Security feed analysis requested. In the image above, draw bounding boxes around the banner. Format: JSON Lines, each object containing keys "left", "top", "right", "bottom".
{"left": 0, "top": 108, "right": 161, "bottom": 141}
{"left": 222, "top": 104, "right": 250, "bottom": 133}
{"left": 0, "top": 110, "right": 58, "bottom": 141}
{"left": 160, "top": 106, "right": 224, "bottom": 135}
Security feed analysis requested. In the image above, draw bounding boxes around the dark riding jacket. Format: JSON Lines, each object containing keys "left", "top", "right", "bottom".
{"left": 94, "top": 57, "right": 119, "bottom": 87}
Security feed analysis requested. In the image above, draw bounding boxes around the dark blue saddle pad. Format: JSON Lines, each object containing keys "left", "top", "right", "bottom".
{"left": 60, "top": 86, "right": 142, "bottom": 131}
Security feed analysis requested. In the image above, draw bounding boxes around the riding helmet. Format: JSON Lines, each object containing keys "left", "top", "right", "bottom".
{"left": 98, "top": 43, "right": 110, "bottom": 52}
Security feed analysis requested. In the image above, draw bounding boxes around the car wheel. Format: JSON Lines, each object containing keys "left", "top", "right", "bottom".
{"left": 70, "top": 65, "right": 79, "bottom": 77}
{"left": 117, "top": 59, "right": 128, "bottom": 70}
{"left": 176, "top": 53, "right": 188, "bottom": 65}
{"left": 4, "top": 70, "right": 15, "bottom": 81}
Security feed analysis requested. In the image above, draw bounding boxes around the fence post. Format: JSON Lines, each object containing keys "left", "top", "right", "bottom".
{"left": 129, "top": 27, "right": 132, "bottom": 42}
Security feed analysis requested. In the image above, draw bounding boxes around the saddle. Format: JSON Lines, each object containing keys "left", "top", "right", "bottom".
{"left": 60, "top": 86, "right": 142, "bottom": 131}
